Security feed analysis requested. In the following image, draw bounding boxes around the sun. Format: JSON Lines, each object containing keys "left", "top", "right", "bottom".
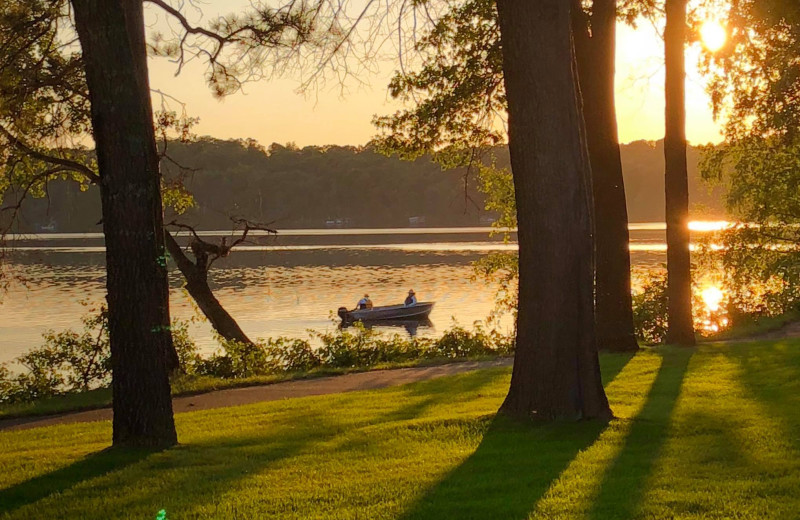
{"left": 701, "top": 20, "right": 727, "bottom": 52}
{"left": 700, "top": 286, "right": 725, "bottom": 312}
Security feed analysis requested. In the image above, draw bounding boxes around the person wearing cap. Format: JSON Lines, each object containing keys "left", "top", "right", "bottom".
{"left": 404, "top": 289, "right": 417, "bottom": 307}
{"left": 357, "top": 294, "right": 373, "bottom": 310}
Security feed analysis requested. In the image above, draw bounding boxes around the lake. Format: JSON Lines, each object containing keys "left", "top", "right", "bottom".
{"left": 0, "top": 224, "right": 716, "bottom": 363}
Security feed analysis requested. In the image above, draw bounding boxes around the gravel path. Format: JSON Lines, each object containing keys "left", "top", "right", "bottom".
{"left": 745, "top": 321, "right": 800, "bottom": 341}
{"left": 0, "top": 358, "right": 513, "bottom": 432}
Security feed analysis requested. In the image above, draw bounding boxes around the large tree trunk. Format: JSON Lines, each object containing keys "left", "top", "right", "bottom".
{"left": 496, "top": 0, "right": 612, "bottom": 421}
{"left": 72, "top": 0, "right": 178, "bottom": 447}
{"left": 164, "top": 232, "right": 255, "bottom": 346}
{"left": 664, "top": 0, "right": 696, "bottom": 346}
{"left": 573, "top": 0, "right": 638, "bottom": 352}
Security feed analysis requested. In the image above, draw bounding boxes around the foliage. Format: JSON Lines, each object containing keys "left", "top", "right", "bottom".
{"left": 632, "top": 272, "right": 670, "bottom": 344}
{"left": 702, "top": 0, "right": 800, "bottom": 140}
{"left": 0, "top": 308, "right": 198, "bottom": 405}
{"left": 192, "top": 323, "right": 513, "bottom": 380}
{"left": 3, "top": 343, "right": 800, "bottom": 518}
{"left": 373, "top": 0, "right": 503, "bottom": 159}
{"left": 171, "top": 318, "right": 203, "bottom": 374}
{"left": 699, "top": 127, "right": 800, "bottom": 321}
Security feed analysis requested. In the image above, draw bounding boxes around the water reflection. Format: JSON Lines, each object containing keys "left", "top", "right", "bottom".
{"left": 0, "top": 224, "right": 727, "bottom": 363}
{"left": 340, "top": 318, "right": 435, "bottom": 337}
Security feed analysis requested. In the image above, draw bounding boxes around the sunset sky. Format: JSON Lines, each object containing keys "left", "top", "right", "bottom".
{"left": 145, "top": 4, "right": 724, "bottom": 148}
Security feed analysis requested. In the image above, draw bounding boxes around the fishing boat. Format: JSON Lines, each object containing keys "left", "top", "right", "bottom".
{"left": 337, "top": 302, "right": 435, "bottom": 323}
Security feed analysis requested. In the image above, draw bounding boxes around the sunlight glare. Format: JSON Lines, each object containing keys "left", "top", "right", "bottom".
{"left": 689, "top": 220, "right": 732, "bottom": 232}
{"left": 701, "top": 286, "right": 725, "bottom": 312}
{"left": 701, "top": 20, "right": 727, "bottom": 52}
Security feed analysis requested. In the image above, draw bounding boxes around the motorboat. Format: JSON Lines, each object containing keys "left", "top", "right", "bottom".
{"left": 338, "top": 302, "right": 435, "bottom": 323}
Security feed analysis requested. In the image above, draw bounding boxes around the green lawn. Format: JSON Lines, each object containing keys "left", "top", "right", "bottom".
{"left": 1, "top": 341, "right": 799, "bottom": 519}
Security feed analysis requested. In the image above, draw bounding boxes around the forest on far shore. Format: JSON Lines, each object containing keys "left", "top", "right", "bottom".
{"left": 9, "top": 137, "right": 726, "bottom": 233}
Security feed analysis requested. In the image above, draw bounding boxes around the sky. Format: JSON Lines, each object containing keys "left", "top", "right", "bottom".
{"left": 145, "top": 4, "right": 724, "bottom": 149}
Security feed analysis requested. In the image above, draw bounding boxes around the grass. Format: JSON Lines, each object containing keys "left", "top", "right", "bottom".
{"left": 1, "top": 341, "right": 799, "bottom": 519}
{"left": 0, "top": 355, "right": 507, "bottom": 420}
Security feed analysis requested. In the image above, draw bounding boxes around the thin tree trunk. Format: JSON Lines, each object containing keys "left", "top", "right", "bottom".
{"left": 496, "top": 0, "right": 612, "bottom": 421}
{"left": 164, "top": 232, "right": 255, "bottom": 346}
{"left": 573, "top": 0, "right": 638, "bottom": 352}
{"left": 72, "top": 0, "right": 177, "bottom": 447}
{"left": 664, "top": 0, "right": 696, "bottom": 346}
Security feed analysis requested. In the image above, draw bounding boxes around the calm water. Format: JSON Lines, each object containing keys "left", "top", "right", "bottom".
{"left": 0, "top": 225, "right": 694, "bottom": 363}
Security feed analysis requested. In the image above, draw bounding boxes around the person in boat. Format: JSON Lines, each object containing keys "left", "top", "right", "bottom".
{"left": 357, "top": 294, "right": 373, "bottom": 310}
{"left": 404, "top": 289, "right": 417, "bottom": 307}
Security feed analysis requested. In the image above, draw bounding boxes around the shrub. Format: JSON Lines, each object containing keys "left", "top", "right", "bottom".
{"left": 264, "top": 337, "right": 321, "bottom": 372}
{"left": 433, "top": 324, "right": 496, "bottom": 358}
{"left": 632, "top": 273, "right": 669, "bottom": 345}
{"left": 0, "top": 307, "right": 198, "bottom": 404}
{"left": 172, "top": 319, "right": 202, "bottom": 374}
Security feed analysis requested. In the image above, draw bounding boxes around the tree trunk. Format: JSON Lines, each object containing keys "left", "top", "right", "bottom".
{"left": 164, "top": 232, "right": 255, "bottom": 346}
{"left": 496, "top": 0, "right": 612, "bottom": 421}
{"left": 573, "top": 0, "right": 638, "bottom": 352}
{"left": 664, "top": 0, "right": 696, "bottom": 346}
{"left": 72, "top": 0, "right": 178, "bottom": 447}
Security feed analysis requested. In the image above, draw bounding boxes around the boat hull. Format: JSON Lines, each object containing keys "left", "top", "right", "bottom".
{"left": 339, "top": 302, "right": 434, "bottom": 322}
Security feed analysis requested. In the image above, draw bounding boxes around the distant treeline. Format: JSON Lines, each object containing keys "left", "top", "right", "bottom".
{"left": 8, "top": 138, "right": 725, "bottom": 233}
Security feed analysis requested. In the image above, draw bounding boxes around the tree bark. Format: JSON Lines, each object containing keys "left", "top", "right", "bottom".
{"left": 72, "top": 0, "right": 178, "bottom": 447}
{"left": 664, "top": 0, "right": 696, "bottom": 346}
{"left": 164, "top": 232, "right": 255, "bottom": 346}
{"left": 496, "top": 0, "right": 612, "bottom": 421}
{"left": 573, "top": 0, "right": 638, "bottom": 352}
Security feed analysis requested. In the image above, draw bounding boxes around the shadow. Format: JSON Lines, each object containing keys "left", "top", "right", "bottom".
{"left": 396, "top": 352, "right": 636, "bottom": 520}
{"left": 724, "top": 340, "right": 800, "bottom": 451}
{"left": 379, "top": 366, "right": 508, "bottom": 424}
{"left": 0, "top": 351, "right": 642, "bottom": 518}
{"left": 588, "top": 347, "right": 693, "bottom": 519}
{"left": 400, "top": 415, "right": 608, "bottom": 520}
{"left": 0, "top": 446, "right": 156, "bottom": 515}
{"left": 599, "top": 351, "right": 637, "bottom": 387}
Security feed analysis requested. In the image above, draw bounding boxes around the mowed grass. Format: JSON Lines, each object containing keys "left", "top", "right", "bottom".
{"left": 1, "top": 341, "right": 799, "bottom": 519}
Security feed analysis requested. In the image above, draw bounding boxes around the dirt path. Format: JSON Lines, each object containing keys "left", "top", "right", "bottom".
{"left": 0, "top": 359, "right": 512, "bottom": 433}
{"left": 744, "top": 320, "right": 800, "bottom": 341}
{"left": 722, "top": 319, "right": 800, "bottom": 344}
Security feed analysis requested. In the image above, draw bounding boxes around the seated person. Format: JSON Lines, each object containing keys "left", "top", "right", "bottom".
{"left": 357, "top": 294, "right": 373, "bottom": 310}
{"left": 404, "top": 289, "right": 417, "bottom": 307}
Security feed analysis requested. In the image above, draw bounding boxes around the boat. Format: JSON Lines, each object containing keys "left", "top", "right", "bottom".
{"left": 338, "top": 302, "right": 435, "bottom": 323}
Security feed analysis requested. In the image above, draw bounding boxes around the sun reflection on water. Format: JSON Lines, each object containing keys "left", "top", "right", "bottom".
{"left": 696, "top": 283, "right": 730, "bottom": 334}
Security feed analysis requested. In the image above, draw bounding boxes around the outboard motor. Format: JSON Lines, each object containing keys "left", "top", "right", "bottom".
{"left": 337, "top": 307, "right": 349, "bottom": 321}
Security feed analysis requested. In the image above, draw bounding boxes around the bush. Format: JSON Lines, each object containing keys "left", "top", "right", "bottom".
{"left": 632, "top": 273, "right": 669, "bottom": 345}
{"left": 0, "top": 306, "right": 198, "bottom": 405}
{"left": 2, "top": 306, "right": 514, "bottom": 404}
{"left": 172, "top": 319, "right": 202, "bottom": 374}
{"left": 265, "top": 338, "right": 321, "bottom": 372}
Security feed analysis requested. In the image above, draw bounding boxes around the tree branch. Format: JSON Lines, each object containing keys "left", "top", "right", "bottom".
{"left": 0, "top": 125, "right": 100, "bottom": 184}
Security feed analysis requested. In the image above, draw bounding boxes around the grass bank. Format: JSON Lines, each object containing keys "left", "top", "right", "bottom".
{"left": 2, "top": 340, "right": 799, "bottom": 519}
{"left": 0, "top": 355, "right": 506, "bottom": 420}
{"left": 705, "top": 309, "right": 800, "bottom": 341}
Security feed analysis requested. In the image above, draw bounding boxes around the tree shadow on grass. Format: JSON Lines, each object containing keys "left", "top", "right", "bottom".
{"left": 588, "top": 347, "right": 693, "bottom": 519}
{"left": 724, "top": 340, "right": 800, "bottom": 449}
{"left": 397, "top": 352, "right": 635, "bottom": 520}
{"left": 3, "top": 411, "right": 347, "bottom": 519}
{"left": 0, "top": 446, "right": 157, "bottom": 515}
{"left": 380, "top": 367, "right": 510, "bottom": 424}
{"left": 382, "top": 352, "right": 632, "bottom": 428}
{"left": 399, "top": 415, "right": 608, "bottom": 520}
{"left": 599, "top": 351, "right": 638, "bottom": 387}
